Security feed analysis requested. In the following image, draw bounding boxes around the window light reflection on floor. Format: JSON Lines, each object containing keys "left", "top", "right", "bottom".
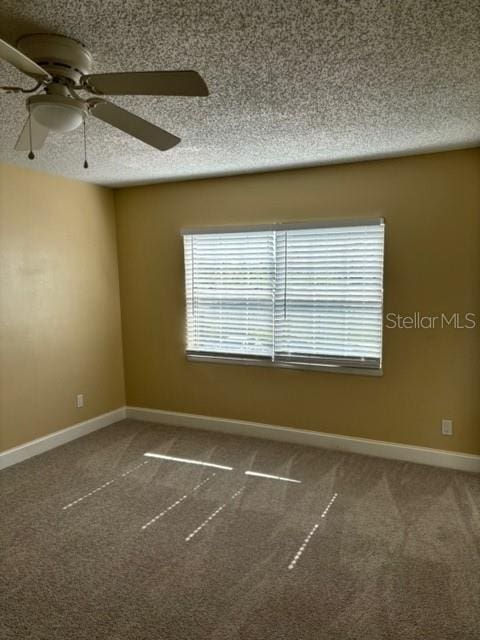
{"left": 244, "top": 470, "right": 301, "bottom": 483}
{"left": 288, "top": 493, "right": 338, "bottom": 570}
{"left": 143, "top": 453, "right": 305, "bottom": 483}
{"left": 143, "top": 452, "right": 233, "bottom": 471}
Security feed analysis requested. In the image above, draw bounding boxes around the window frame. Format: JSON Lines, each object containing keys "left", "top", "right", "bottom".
{"left": 182, "top": 218, "right": 385, "bottom": 377}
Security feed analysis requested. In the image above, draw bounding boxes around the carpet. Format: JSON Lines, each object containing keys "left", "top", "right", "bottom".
{"left": 1, "top": 419, "right": 479, "bottom": 639}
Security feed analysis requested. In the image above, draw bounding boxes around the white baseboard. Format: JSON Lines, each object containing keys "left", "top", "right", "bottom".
{"left": 0, "top": 407, "right": 127, "bottom": 471}
{"left": 126, "top": 406, "right": 480, "bottom": 473}
{"left": 3, "top": 405, "right": 478, "bottom": 474}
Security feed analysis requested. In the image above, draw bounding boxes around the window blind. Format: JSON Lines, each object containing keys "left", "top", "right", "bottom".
{"left": 274, "top": 225, "right": 384, "bottom": 368}
{"left": 184, "top": 231, "right": 275, "bottom": 358}
{"left": 183, "top": 219, "right": 385, "bottom": 372}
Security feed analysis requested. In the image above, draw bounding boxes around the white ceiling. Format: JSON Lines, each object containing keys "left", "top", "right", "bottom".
{"left": 1, "top": 0, "right": 479, "bottom": 187}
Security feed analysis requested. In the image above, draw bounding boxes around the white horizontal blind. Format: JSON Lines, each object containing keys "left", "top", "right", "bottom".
{"left": 183, "top": 220, "right": 384, "bottom": 371}
{"left": 184, "top": 231, "right": 274, "bottom": 357}
{"left": 274, "top": 224, "right": 384, "bottom": 367}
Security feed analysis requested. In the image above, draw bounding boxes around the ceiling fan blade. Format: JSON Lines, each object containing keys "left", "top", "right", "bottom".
{"left": 15, "top": 116, "right": 49, "bottom": 151}
{"left": 0, "top": 38, "right": 51, "bottom": 81}
{"left": 89, "top": 100, "right": 180, "bottom": 151}
{"left": 83, "top": 70, "right": 208, "bottom": 97}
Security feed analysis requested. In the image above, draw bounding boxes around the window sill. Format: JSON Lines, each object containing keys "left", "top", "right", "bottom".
{"left": 186, "top": 354, "right": 383, "bottom": 377}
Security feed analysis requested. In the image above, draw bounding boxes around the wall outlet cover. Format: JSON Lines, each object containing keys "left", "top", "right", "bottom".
{"left": 441, "top": 419, "right": 453, "bottom": 436}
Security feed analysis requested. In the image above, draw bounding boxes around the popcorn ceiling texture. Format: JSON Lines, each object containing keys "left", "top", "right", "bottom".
{"left": 0, "top": 0, "right": 479, "bottom": 186}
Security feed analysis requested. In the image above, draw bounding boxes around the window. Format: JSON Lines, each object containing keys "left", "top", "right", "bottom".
{"left": 183, "top": 219, "right": 385, "bottom": 374}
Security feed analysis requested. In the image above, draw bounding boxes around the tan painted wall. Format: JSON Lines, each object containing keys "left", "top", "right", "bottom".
{"left": 115, "top": 149, "right": 480, "bottom": 455}
{"left": 0, "top": 163, "right": 125, "bottom": 452}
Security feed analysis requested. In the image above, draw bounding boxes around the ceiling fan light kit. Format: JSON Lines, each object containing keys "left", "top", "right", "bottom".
{"left": 0, "top": 33, "right": 209, "bottom": 167}
{"left": 29, "top": 93, "right": 86, "bottom": 132}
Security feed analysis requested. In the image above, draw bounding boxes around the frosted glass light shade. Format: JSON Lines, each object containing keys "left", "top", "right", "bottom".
{"left": 32, "top": 102, "right": 84, "bottom": 132}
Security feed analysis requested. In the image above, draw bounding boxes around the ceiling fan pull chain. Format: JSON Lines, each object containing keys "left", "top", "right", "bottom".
{"left": 27, "top": 103, "right": 35, "bottom": 160}
{"left": 83, "top": 116, "right": 89, "bottom": 169}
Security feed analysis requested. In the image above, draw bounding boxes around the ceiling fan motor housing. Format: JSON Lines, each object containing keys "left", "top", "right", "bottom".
{"left": 17, "top": 34, "right": 93, "bottom": 84}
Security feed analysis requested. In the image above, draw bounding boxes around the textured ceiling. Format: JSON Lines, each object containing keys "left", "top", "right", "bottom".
{"left": 0, "top": 0, "right": 479, "bottom": 187}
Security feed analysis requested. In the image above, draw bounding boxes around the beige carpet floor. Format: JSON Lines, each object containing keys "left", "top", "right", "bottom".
{"left": 1, "top": 419, "right": 479, "bottom": 639}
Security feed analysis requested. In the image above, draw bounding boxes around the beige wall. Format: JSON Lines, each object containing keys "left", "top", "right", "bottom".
{"left": 115, "top": 149, "right": 480, "bottom": 455}
{"left": 0, "top": 163, "right": 125, "bottom": 452}
{"left": 1, "top": 150, "right": 478, "bottom": 456}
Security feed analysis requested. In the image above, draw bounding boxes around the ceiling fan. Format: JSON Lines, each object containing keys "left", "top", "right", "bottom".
{"left": 0, "top": 33, "right": 209, "bottom": 166}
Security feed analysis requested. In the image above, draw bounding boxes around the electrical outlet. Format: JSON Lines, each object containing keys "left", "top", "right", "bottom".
{"left": 441, "top": 419, "right": 453, "bottom": 436}
{"left": 76, "top": 394, "right": 84, "bottom": 409}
